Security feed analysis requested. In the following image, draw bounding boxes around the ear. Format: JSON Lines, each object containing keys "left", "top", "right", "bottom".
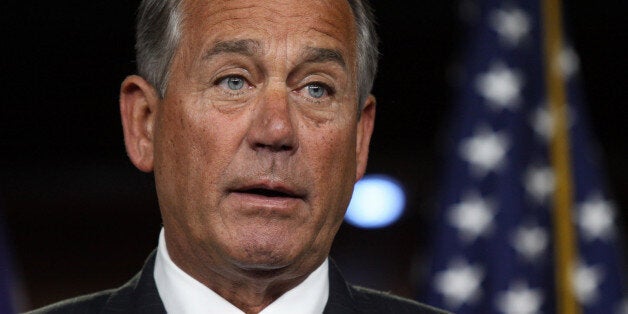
{"left": 120, "top": 75, "right": 160, "bottom": 172}
{"left": 355, "top": 94, "right": 376, "bottom": 182}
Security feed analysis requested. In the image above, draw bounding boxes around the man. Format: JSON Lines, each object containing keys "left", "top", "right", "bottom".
{"left": 30, "top": 0, "right": 446, "bottom": 313}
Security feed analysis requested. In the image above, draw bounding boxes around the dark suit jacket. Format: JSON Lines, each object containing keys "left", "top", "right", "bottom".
{"left": 27, "top": 251, "right": 448, "bottom": 314}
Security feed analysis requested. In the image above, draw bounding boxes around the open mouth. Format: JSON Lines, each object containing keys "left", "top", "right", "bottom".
{"left": 231, "top": 184, "right": 304, "bottom": 199}
{"left": 241, "top": 188, "right": 295, "bottom": 198}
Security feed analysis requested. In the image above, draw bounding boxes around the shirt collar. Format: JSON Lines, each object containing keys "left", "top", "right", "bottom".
{"left": 154, "top": 228, "right": 329, "bottom": 314}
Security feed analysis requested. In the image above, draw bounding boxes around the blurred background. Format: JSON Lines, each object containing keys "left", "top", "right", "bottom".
{"left": 1, "top": 0, "right": 626, "bottom": 312}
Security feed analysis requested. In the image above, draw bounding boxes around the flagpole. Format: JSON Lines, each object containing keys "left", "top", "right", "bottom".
{"left": 541, "top": 0, "right": 581, "bottom": 313}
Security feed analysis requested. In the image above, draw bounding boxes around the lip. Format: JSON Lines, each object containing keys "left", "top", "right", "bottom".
{"left": 226, "top": 180, "right": 306, "bottom": 214}
{"left": 229, "top": 181, "right": 306, "bottom": 199}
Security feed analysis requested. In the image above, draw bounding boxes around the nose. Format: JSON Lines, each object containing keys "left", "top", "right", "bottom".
{"left": 246, "top": 87, "right": 298, "bottom": 154}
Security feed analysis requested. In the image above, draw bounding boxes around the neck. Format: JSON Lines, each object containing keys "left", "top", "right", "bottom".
{"left": 195, "top": 266, "right": 308, "bottom": 313}
{"left": 164, "top": 232, "right": 325, "bottom": 314}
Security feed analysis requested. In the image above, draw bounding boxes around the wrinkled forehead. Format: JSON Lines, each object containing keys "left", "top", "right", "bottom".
{"left": 177, "top": 0, "right": 358, "bottom": 65}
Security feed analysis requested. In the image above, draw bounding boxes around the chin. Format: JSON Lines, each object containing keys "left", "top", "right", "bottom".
{"left": 228, "top": 233, "right": 303, "bottom": 272}
{"left": 213, "top": 214, "right": 319, "bottom": 274}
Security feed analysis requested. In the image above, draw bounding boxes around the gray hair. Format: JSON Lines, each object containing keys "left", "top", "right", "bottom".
{"left": 135, "top": 0, "right": 379, "bottom": 109}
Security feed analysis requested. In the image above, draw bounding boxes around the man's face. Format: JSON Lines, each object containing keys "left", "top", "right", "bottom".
{"left": 152, "top": 0, "right": 374, "bottom": 272}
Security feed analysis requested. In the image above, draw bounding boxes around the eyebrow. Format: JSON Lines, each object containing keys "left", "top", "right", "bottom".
{"left": 301, "top": 47, "right": 346, "bottom": 69}
{"left": 201, "top": 40, "right": 346, "bottom": 70}
{"left": 202, "top": 39, "right": 262, "bottom": 61}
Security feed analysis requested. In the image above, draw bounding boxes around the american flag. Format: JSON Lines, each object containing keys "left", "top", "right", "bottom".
{"left": 423, "top": 0, "right": 627, "bottom": 313}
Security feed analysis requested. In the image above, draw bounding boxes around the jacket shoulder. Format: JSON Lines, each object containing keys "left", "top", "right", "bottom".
{"left": 25, "top": 289, "right": 116, "bottom": 314}
{"left": 25, "top": 251, "right": 162, "bottom": 314}
{"left": 349, "top": 285, "right": 451, "bottom": 314}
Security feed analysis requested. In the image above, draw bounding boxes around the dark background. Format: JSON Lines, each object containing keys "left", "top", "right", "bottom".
{"left": 1, "top": 1, "right": 626, "bottom": 311}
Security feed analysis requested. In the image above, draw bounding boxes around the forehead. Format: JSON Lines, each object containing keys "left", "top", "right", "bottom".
{"left": 178, "top": 0, "right": 357, "bottom": 60}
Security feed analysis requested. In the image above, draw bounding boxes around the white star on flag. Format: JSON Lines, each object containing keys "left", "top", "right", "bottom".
{"left": 524, "top": 165, "right": 555, "bottom": 204}
{"left": 559, "top": 46, "right": 580, "bottom": 79}
{"left": 530, "top": 106, "right": 554, "bottom": 142}
{"left": 573, "top": 261, "right": 604, "bottom": 305}
{"left": 578, "top": 193, "right": 616, "bottom": 242}
{"left": 512, "top": 225, "right": 548, "bottom": 261}
{"left": 495, "top": 281, "right": 543, "bottom": 314}
{"left": 475, "top": 62, "right": 524, "bottom": 111}
{"left": 490, "top": 7, "right": 531, "bottom": 47}
{"left": 530, "top": 104, "right": 577, "bottom": 142}
{"left": 434, "top": 259, "right": 485, "bottom": 309}
{"left": 459, "top": 126, "right": 510, "bottom": 177}
{"left": 447, "top": 192, "right": 496, "bottom": 242}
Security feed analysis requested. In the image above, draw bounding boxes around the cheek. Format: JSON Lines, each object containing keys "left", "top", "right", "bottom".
{"left": 152, "top": 101, "right": 237, "bottom": 215}
{"left": 156, "top": 98, "right": 244, "bottom": 167}
{"left": 305, "top": 125, "right": 358, "bottom": 211}
{"left": 155, "top": 105, "right": 206, "bottom": 175}
{"left": 306, "top": 129, "right": 357, "bottom": 250}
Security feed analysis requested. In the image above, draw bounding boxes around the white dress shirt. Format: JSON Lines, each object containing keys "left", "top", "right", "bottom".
{"left": 154, "top": 229, "right": 330, "bottom": 314}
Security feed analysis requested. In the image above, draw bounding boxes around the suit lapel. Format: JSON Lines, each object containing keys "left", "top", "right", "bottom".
{"left": 323, "top": 259, "right": 360, "bottom": 314}
{"left": 101, "top": 250, "right": 167, "bottom": 314}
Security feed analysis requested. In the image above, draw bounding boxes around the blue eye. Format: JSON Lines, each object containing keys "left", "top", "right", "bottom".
{"left": 307, "top": 83, "right": 326, "bottom": 98}
{"left": 224, "top": 76, "right": 245, "bottom": 90}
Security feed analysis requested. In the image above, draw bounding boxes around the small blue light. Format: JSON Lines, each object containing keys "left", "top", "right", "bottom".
{"left": 344, "top": 174, "right": 406, "bottom": 229}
